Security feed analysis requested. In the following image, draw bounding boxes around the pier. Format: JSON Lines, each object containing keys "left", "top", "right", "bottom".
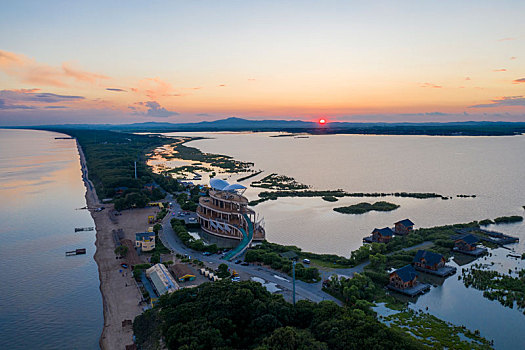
{"left": 66, "top": 248, "right": 86, "bottom": 256}
{"left": 387, "top": 283, "right": 431, "bottom": 297}
{"left": 75, "top": 227, "right": 94, "bottom": 232}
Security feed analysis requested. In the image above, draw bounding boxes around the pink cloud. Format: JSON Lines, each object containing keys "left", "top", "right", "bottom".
{"left": 493, "top": 69, "right": 507, "bottom": 72}
{"left": 513, "top": 78, "right": 525, "bottom": 84}
{"left": 420, "top": 82, "right": 442, "bottom": 88}
{"left": 0, "top": 50, "right": 109, "bottom": 87}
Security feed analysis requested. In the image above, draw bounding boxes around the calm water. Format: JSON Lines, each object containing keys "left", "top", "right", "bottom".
{"left": 164, "top": 131, "right": 525, "bottom": 349}
{"left": 0, "top": 129, "right": 102, "bottom": 349}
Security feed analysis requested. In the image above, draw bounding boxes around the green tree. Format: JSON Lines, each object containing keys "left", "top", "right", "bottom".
{"left": 114, "top": 245, "right": 128, "bottom": 257}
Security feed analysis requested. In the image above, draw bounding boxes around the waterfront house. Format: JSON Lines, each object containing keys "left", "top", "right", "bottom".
{"left": 454, "top": 234, "right": 479, "bottom": 251}
{"left": 170, "top": 264, "right": 196, "bottom": 282}
{"left": 394, "top": 219, "right": 414, "bottom": 235}
{"left": 135, "top": 232, "right": 156, "bottom": 252}
{"left": 372, "top": 227, "right": 395, "bottom": 243}
{"left": 413, "top": 250, "right": 445, "bottom": 271}
{"left": 389, "top": 264, "right": 418, "bottom": 289}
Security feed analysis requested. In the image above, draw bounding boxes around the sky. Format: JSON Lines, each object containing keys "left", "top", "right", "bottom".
{"left": 0, "top": 0, "right": 524, "bottom": 125}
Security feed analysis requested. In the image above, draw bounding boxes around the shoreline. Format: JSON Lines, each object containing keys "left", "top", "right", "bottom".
{"left": 77, "top": 141, "right": 143, "bottom": 349}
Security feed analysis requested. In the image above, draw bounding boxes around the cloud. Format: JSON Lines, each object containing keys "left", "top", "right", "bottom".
{"left": 0, "top": 50, "right": 108, "bottom": 87}
{"left": 513, "top": 78, "right": 525, "bottom": 84}
{"left": 465, "top": 77, "right": 471, "bottom": 81}
{"left": 493, "top": 69, "right": 507, "bottom": 72}
{"left": 510, "top": 56, "right": 517, "bottom": 60}
{"left": 0, "top": 89, "right": 84, "bottom": 103}
{"left": 106, "top": 88, "right": 127, "bottom": 92}
{"left": 248, "top": 78, "right": 256, "bottom": 81}
{"left": 0, "top": 89, "right": 85, "bottom": 111}
{"left": 130, "top": 101, "right": 179, "bottom": 117}
{"left": 498, "top": 37, "right": 516, "bottom": 42}
{"left": 132, "top": 78, "right": 175, "bottom": 99}
{"left": 61, "top": 63, "right": 109, "bottom": 83}
{"left": 469, "top": 96, "right": 525, "bottom": 108}
{"left": 218, "top": 84, "right": 226, "bottom": 87}
{"left": 0, "top": 98, "right": 36, "bottom": 110}
{"left": 420, "top": 82, "right": 442, "bottom": 88}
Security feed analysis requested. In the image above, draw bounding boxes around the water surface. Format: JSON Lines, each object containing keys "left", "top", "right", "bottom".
{"left": 0, "top": 129, "right": 102, "bottom": 350}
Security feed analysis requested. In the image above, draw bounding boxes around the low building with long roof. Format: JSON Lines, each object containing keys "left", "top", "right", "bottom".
{"left": 146, "top": 263, "right": 179, "bottom": 296}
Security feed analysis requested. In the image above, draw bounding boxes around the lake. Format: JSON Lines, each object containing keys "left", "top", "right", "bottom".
{"left": 162, "top": 131, "right": 525, "bottom": 349}
{"left": 0, "top": 129, "right": 102, "bottom": 349}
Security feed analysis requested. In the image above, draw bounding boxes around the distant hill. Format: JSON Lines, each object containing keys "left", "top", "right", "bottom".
{"left": 6, "top": 117, "right": 525, "bottom": 136}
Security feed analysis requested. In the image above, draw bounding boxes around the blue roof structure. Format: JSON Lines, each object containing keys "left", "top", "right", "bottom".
{"left": 210, "top": 178, "right": 230, "bottom": 191}
{"left": 396, "top": 219, "right": 414, "bottom": 227}
{"left": 394, "top": 264, "right": 418, "bottom": 282}
{"left": 413, "top": 250, "right": 443, "bottom": 266}
{"left": 136, "top": 232, "right": 155, "bottom": 241}
{"left": 456, "top": 234, "right": 479, "bottom": 245}
{"left": 374, "top": 227, "right": 394, "bottom": 236}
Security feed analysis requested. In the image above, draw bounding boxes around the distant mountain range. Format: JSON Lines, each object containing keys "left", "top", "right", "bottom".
{"left": 7, "top": 117, "right": 525, "bottom": 136}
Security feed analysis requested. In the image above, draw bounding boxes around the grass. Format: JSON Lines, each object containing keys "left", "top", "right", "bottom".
{"left": 309, "top": 258, "right": 351, "bottom": 269}
{"left": 383, "top": 310, "right": 493, "bottom": 349}
{"left": 333, "top": 201, "right": 400, "bottom": 214}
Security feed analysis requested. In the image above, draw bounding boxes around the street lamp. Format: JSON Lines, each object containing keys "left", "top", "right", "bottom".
{"left": 292, "top": 259, "right": 296, "bottom": 306}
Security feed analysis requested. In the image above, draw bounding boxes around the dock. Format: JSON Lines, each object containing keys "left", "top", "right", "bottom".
{"left": 415, "top": 265, "right": 457, "bottom": 277}
{"left": 66, "top": 248, "right": 86, "bottom": 256}
{"left": 455, "top": 228, "right": 519, "bottom": 246}
{"left": 453, "top": 246, "right": 487, "bottom": 257}
{"left": 75, "top": 227, "right": 94, "bottom": 232}
{"left": 387, "top": 282, "right": 430, "bottom": 297}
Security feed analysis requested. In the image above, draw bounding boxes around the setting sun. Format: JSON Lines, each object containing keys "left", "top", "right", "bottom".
{"left": 319, "top": 118, "right": 326, "bottom": 125}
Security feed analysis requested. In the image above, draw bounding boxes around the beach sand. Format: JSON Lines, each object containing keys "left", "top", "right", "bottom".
{"left": 78, "top": 142, "right": 155, "bottom": 350}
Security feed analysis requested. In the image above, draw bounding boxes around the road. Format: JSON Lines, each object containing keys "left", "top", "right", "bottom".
{"left": 159, "top": 196, "right": 340, "bottom": 304}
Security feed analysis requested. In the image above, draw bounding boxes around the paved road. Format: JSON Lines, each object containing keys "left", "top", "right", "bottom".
{"left": 158, "top": 199, "right": 340, "bottom": 305}
{"left": 317, "top": 240, "right": 433, "bottom": 281}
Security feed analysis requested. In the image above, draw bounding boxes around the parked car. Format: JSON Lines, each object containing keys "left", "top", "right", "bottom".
{"left": 203, "top": 252, "right": 211, "bottom": 256}
{"left": 241, "top": 262, "right": 249, "bottom": 266}
{"left": 303, "top": 259, "right": 311, "bottom": 264}
{"left": 231, "top": 277, "right": 241, "bottom": 282}
{"left": 234, "top": 259, "right": 242, "bottom": 264}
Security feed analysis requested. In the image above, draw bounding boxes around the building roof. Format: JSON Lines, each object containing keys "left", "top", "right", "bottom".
{"left": 146, "top": 264, "right": 179, "bottom": 295}
{"left": 393, "top": 264, "right": 418, "bottom": 282}
{"left": 223, "top": 183, "right": 247, "bottom": 192}
{"left": 455, "top": 234, "right": 479, "bottom": 245}
{"left": 373, "top": 227, "right": 394, "bottom": 237}
{"left": 395, "top": 219, "right": 414, "bottom": 227}
{"left": 210, "top": 178, "right": 230, "bottom": 191}
{"left": 413, "top": 250, "right": 444, "bottom": 266}
{"left": 170, "top": 264, "right": 196, "bottom": 279}
{"left": 136, "top": 232, "right": 155, "bottom": 241}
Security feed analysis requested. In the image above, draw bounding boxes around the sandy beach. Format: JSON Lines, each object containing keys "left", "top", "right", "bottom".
{"left": 77, "top": 142, "right": 155, "bottom": 350}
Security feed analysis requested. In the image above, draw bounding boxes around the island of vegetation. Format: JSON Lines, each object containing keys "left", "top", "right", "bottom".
{"left": 250, "top": 173, "right": 309, "bottom": 190}
{"left": 461, "top": 265, "right": 525, "bottom": 314}
{"left": 333, "top": 201, "right": 400, "bottom": 215}
{"left": 248, "top": 189, "right": 460, "bottom": 206}
{"left": 321, "top": 195, "right": 338, "bottom": 202}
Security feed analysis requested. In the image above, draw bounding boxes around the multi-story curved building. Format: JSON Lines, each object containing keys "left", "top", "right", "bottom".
{"left": 197, "top": 179, "right": 265, "bottom": 259}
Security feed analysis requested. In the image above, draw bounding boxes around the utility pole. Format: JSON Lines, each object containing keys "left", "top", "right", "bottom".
{"left": 292, "top": 259, "right": 296, "bottom": 305}
{"left": 134, "top": 161, "right": 137, "bottom": 179}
